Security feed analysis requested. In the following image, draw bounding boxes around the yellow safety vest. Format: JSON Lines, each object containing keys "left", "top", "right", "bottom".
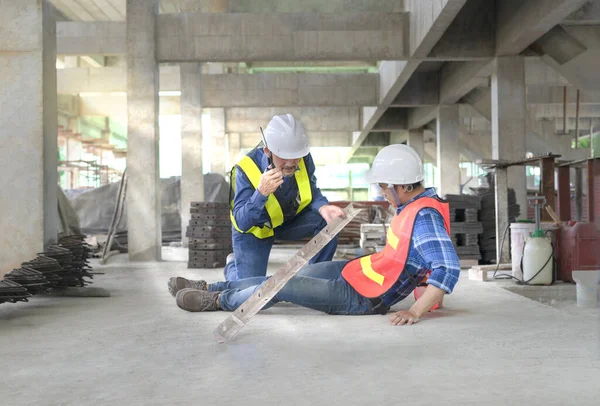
{"left": 230, "top": 155, "right": 312, "bottom": 239}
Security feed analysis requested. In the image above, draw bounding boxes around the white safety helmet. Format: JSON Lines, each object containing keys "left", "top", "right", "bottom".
{"left": 263, "top": 114, "right": 310, "bottom": 159}
{"left": 365, "top": 144, "right": 425, "bottom": 185}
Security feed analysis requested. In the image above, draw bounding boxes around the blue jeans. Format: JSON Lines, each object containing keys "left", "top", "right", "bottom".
{"left": 211, "top": 261, "right": 376, "bottom": 315}
{"left": 223, "top": 208, "right": 338, "bottom": 281}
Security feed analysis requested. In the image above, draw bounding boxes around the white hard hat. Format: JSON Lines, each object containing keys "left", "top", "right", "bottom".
{"left": 365, "top": 144, "right": 425, "bottom": 185}
{"left": 263, "top": 114, "right": 310, "bottom": 159}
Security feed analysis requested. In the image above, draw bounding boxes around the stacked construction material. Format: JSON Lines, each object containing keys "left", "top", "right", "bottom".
{"left": 360, "top": 223, "right": 389, "bottom": 249}
{"left": 58, "top": 235, "right": 95, "bottom": 279}
{"left": 444, "top": 194, "right": 483, "bottom": 261}
{"left": 4, "top": 267, "right": 49, "bottom": 295}
{"left": 21, "top": 255, "right": 68, "bottom": 289}
{"left": 329, "top": 202, "right": 391, "bottom": 245}
{"left": 472, "top": 173, "right": 521, "bottom": 264}
{"left": 1, "top": 236, "right": 99, "bottom": 305}
{"left": 0, "top": 280, "right": 31, "bottom": 304}
{"left": 187, "top": 202, "right": 232, "bottom": 268}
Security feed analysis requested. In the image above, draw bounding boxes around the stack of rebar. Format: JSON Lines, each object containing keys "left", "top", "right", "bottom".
{"left": 4, "top": 267, "right": 49, "bottom": 294}
{"left": 21, "top": 255, "right": 67, "bottom": 289}
{"left": 187, "top": 202, "right": 232, "bottom": 268}
{"left": 1, "top": 236, "right": 99, "bottom": 306}
{"left": 0, "top": 280, "right": 31, "bottom": 304}
{"left": 58, "top": 235, "right": 96, "bottom": 284}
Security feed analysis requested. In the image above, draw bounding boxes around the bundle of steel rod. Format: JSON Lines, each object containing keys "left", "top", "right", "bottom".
{"left": 0, "top": 280, "right": 31, "bottom": 304}
{"left": 3, "top": 267, "right": 50, "bottom": 295}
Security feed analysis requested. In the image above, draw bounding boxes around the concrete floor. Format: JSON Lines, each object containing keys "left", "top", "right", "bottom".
{"left": 1, "top": 248, "right": 599, "bottom": 405}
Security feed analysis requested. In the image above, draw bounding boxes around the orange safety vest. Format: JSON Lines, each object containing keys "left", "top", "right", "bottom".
{"left": 341, "top": 196, "right": 451, "bottom": 298}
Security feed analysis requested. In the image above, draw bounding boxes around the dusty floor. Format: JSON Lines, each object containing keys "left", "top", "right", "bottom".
{"left": 1, "top": 247, "right": 599, "bottom": 405}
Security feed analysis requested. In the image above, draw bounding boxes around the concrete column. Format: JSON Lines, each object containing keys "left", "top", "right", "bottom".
{"left": 436, "top": 105, "right": 461, "bottom": 197}
{"left": 208, "top": 108, "right": 227, "bottom": 175}
{"left": 491, "top": 56, "right": 528, "bottom": 219}
{"left": 126, "top": 0, "right": 161, "bottom": 261}
{"left": 407, "top": 129, "right": 425, "bottom": 162}
{"left": 180, "top": 62, "right": 204, "bottom": 246}
{"left": 0, "top": 0, "right": 58, "bottom": 276}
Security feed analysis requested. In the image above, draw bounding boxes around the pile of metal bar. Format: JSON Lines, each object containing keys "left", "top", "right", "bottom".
{"left": 187, "top": 202, "right": 232, "bottom": 268}
{"left": 4, "top": 267, "right": 49, "bottom": 294}
{"left": 58, "top": 235, "right": 96, "bottom": 283}
{"left": 21, "top": 255, "right": 68, "bottom": 289}
{"left": 0, "top": 280, "right": 31, "bottom": 304}
{"left": 1, "top": 236, "right": 99, "bottom": 305}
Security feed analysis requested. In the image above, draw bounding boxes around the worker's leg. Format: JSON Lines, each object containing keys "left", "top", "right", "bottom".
{"left": 214, "top": 260, "right": 349, "bottom": 293}
{"left": 218, "top": 262, "right": 374, "bottom": 315}
{"left": 274, "top": 209, "right": 339, "bottom": 265}
{"left": 223, "top": 230, "right": 274, "bottom": 281}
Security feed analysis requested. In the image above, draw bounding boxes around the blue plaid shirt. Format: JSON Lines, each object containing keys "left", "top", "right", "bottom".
{"left": 380, "top": 188, "right": 461, "bottom": 307}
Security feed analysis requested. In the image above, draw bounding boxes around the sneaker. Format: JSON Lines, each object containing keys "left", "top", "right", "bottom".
{"left": 175, "top": 289, "right": 220, "bottom": 312}
{"left": 168, "top": 277, "right": 208, "bottom": 297}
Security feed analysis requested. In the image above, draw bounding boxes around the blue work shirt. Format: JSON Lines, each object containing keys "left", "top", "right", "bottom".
{"left": 380, "top": 188, "right": 461, "bottom": 307}
{"left": 231, "top": 148, "right": 329, "bottom": 232}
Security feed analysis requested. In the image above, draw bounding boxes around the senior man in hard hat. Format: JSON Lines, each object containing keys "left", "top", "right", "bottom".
{"left": 180, "top": 114, "right": 344, "bottom": 284}
{"left": 169, "top": 144, "right": 461, "bottom": 326}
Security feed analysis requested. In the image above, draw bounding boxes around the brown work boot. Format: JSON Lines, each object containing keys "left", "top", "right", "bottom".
{"left": 168, "top": 277, "right": 208, "bottom": 297}
{"left": 175, "top": 289, "right": 220, "bottom": 312}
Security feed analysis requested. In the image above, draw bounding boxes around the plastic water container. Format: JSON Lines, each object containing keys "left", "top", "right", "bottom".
{"left": 510, "top": 222, "right": 558, "bottom": 281}
{"left": 522, "top": 235, "right": 554, "bottom": 285}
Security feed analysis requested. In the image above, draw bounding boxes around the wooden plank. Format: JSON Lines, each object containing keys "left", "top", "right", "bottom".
{"left": 214, "top": 204, "right": 362, "bottom": 343}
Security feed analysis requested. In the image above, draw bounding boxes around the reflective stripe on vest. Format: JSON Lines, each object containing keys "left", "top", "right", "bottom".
{"left": 341, "top": 197, "right": 450, "bottom": 298}
{"left": 230, "top": 155, "right": 312, "bottom": 239}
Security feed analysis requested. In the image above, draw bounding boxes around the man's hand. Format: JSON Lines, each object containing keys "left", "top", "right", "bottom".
{"left": 318, "top": 205, "right": 345, "bottom": 224}
{"left": 257, "top": 167, "right": 283, "bottom": 196}
{"left": 389, "top": 310, "right": 420, "bottom": 326}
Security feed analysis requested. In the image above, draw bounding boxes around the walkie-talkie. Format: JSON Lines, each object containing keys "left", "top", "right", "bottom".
{"left": 260, "top": 127, "right": 274, "bottom": 170}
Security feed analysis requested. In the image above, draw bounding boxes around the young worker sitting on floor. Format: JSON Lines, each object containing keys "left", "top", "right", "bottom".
{"left": 169, "top": 144, "right": 461, "bottom": 325}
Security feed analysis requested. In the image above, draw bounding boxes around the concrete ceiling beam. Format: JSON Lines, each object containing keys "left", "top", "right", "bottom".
{"left": 496, "top": 0, "right": 589, "bottom": 55}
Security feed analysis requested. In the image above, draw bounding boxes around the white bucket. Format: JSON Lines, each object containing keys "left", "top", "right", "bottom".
{"left": 510, "top": 222, "right": 558, "bottom": 281}
{"left": 572, "top": 270, "right": 600, "bottom": 308}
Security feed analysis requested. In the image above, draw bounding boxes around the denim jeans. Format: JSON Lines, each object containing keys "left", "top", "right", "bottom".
{"left": 223, "top": 208, "right": 339, "bottom": 281}
{"left": 211, "top": 261, "right": 375, "bottom": 315}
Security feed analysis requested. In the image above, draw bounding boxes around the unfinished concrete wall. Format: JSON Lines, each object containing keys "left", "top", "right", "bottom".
{"left": 0, "top": 0, "right": 58, "bottom": 276}
{"left": 163, "top": 0, "right": 405, "bottom": 13}
{"left": 156, "top": 12, "right": 406, "bottom": 61}
{"left": 57, "top": 22, "right": 126, "bottom": 55}
{"left": 226, "top": 107, "right": 360, "bottom": 133}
